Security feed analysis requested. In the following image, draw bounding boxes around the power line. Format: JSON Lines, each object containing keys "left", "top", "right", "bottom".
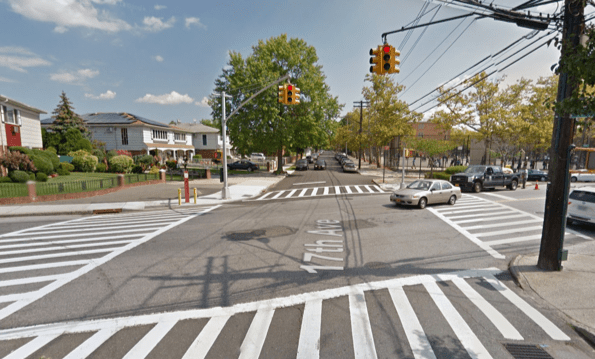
{"left": 402, "top": 6, "right": 443, "bottom": 64}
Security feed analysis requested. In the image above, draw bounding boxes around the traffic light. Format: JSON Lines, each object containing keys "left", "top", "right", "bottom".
{"left": 278, "top": 85, "right": 287, "bottom": 104}
{"left": 293, "top": 87, "right": 301, "bottom": 105}
{"left": 287, "top": 84, "right": 294, "bottom": 104}
{"left": 369, "top": 46, "right": 383, "bottom": 74}
{"left": 384, "top": 45, "right": 400, "bottom": 74}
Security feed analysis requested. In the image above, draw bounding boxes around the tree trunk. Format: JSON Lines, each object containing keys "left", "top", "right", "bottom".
{"left": 276, "top": 149, "right": 283, "bottom": 174}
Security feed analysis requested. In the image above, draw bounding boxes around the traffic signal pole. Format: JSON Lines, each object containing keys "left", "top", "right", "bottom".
{"left": 538, "top": 0, "right": 584, "bottom": 271}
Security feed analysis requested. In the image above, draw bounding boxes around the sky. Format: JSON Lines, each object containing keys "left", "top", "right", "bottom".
{"left": 1, "top": 0, "right": 591, "bottom": 125}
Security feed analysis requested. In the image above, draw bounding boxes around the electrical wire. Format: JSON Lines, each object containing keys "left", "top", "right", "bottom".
{"left": 400, "top": 2, "right": 431, "bottom": 50}
{"left": 402, "top": 6, "right": 443, "bottom": 64}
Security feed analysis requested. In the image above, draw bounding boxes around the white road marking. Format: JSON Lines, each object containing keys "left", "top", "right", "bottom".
{"left": 483, "top": 274, "right": 570, "bottom": 341}
{"left": 297, "top": 299, "right": 322, "bottom": 359}
{"left": 0, "top": 239, "right": 134, "bottom": 256}
{"left": 349, "top": 288, "right": 378, "bottom": 359}
{"left": 62, "top": 328, "right": 118, "bottom": 359}
{"left": 0, "top": 234, "right": 144, "bottom": 250}
{"left": 0, "top": 227, "right": 162, "bottom": 243}
{"left": 424, "top": 281, "right": 493, "bottom": 359}
{"left": 293, "top": 181, "right": 326, "bottom": 185}
{"left": 2, "top": 334, "right": 59, "bottom": 359}
{"left": 389, "top": 286, "right": 437, "bottom": 359}
{"left": 0, "top": 247, "right": 119, "bottom": 265}
{"left": 373, "top": 185, "right": 384, "bottom": 193}
{"left": 473, "top": 226, "right": 543, "bottom": 238}
{"left": 271, "top": 191, "right": 286, "bottom": 199}
{"left": 311, "top": 187, "right": 318, "bottom": 196}
{"left": 42, "top": 217, "right": 179, "bottom": 230}
{"left": 462, "top": 219, "right": 541, "bottom": 230}
{"left": 0, "top": 274, "right": 65, "bottom": 288}
{"left": 482, "top": 192, "right": 515, "bottom": 200}
{"left": 448, "top": 210, "right": 514, "bottom": 220}
{"left": 485, "top": 234, "right": 544, "bottom": 246}
{"left": 286, "top": 189, "right": 298, "bottom": 198}
{"left": 181, "top": 316, "right": 230, "bottom": 359}
{"left": 453, "top": 214, "right": 523, "bottom": 225}
{"left": 122, "top": 320, "right": 178, "bottom": 359}
{"left": 0, "top": 260, "right": 91, "bottom": 274}
{"left": 438, "top": 206, "right": 502, "bottom": 215}
{"left": 364, "top": 185, "right": 374, "bottom": 193}
{"left": 345, "top": 186, "right": 352, "bottom": 194}
{"left": 257, "top": 192, "right": 273, "bottom": 200}
{"left": 335, "top": 186, "right": 341, "bottom": 194}
{"left": 323, "top": 187, "right": 329, "bottom": 195}
{"left": 298, "top": 188, "right": 308, "bottom": 197}
{"left": 355, "top": 186, "right": 364, "bottom": 193}
{"left": 238, "top": 308, "right": 275, "bottom": 359}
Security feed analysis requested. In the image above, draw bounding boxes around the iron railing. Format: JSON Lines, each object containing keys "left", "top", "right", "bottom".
{"left": 36, "top": 178, "right": 118, "bottom": 196}
{"left": 0, "top": 183, "right": 28, "bottom": 198}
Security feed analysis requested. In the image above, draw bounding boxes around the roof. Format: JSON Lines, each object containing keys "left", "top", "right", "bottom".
{"left": 80, "top": 113, "right": 170, "bottom": 128}
{"left": 174, "top": 122, "right": 220, "bottom": 134}
{"left": 0, "top": 95, "right": 47, "bottom": 114}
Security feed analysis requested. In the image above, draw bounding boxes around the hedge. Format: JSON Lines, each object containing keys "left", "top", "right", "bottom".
{"left": 444, "top": 165, "right": 468, "bottom": 174}
{"left": 426, "top": 172, "right": 452, "bottom": 180}
{"left": 36, "top": 172, "right": 48, "bottom": 182}
{"left": 9, "top": 170, "right": 30, "bottom": 183}
{"left": 109, "top": 155, "right": 134, "bottom": 173}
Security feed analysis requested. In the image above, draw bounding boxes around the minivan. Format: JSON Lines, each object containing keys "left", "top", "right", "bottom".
{"left": 567, "top": 187, "right": 595, "bottom": 225}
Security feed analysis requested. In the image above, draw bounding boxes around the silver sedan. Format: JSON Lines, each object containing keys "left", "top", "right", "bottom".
{"left": 390, "top": 179, "right": 462, "bottom": 209}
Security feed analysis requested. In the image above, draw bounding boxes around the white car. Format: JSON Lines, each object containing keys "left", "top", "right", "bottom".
{"left": 570, "top": 170, "right": 595, "bottom": 182}
{"left": 567, "top": 186, "right": 595, "bottom": 225}
{"left": 250, "top": 153, "right": 266, "bottom": 162}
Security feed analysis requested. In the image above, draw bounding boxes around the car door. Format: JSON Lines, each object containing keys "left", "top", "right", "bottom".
{"left": 441, "top": 182, "right": 455, "bottom": 202}
{"left": 428, "top": 182, "right": 442, "bottom": 204}
{"left": 491, "top": 166, "right": 505, "bottom": 186}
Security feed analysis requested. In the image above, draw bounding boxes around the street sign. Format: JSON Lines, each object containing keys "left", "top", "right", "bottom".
{"left": 384, "top": 146, "right": 389, "bottom": 150}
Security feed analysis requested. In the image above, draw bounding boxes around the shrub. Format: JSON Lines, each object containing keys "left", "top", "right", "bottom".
{"left": 0, "top": 177, "right": 13, "bottom": 183}
{"left": 131, "top": 165, "right": 144, "bottom": 174}
{"left": 116, "top": 149, "right": 133, "bottom": 157}
{"left": 149, "top": 165, "right": 160, "bottom": 174}
{"left": 95, "top": 163, "right": 107, "bottom": 173}
{"left": 8, "top": 146, "right": 33, "bottom": 156}
{"left": 31, "top": 149, "right": 58, "bottom": 173}
{"left": 36, "top": 172, "right": 48, "bottom": 182}
{"left": 109, "top": 155, "right": 134, "bottom": 173}
{"left": 427, "top": 172, "right": 452, "bottom": 180}
{"left": 72, "top": 154, "right": 98, "bottom": 172}
{"left": 60, "top": 162, "right": 75, "bottom": 171}
{"left": 68, "top": 149, "right": 92, "bottom": 157}
{"left": 166, "top": 160, "right": 177, "bottom": 170}
{"left": 0, "top": 151, "right": 36, "bottom": 172}
{"left": 135, "top": 155, "right": 154, "bottom": 169}
{"left": 107, "top": 150, "right": 118, "bottom": 160}
{"left": 59, "top": 128, "right": 92, "bottom": 155}
{"left": 9, "top": 170, "right": 30, "bottom": 183}
{"left": 30, "top": 155, "right": 54, "bottom": 175}
{"left": 28, "top": 172, "right": 36, "bottom": 181}
{"left": 445, "top": 165, "right": 468, "bottom": 174}
{"left": 93, "top": 149, "right": 106, "bottom": 163}
{"left": 56, "top": 168, "right": 70, "bottom": 176}
{"left": 46, "top": 146, "right": 57, "bottom": 155}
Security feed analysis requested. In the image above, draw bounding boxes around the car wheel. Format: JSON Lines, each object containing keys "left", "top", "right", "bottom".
{"left": 418, "top": 197, "right": 427, "bottom": 209}
{"left": 248, "top": 167, "right": 253, "bottom": 172}
{"left": 448, "top": 195, "right": 457, "bottom": 205}
{"left": 473, "top": 182, "right": 482, "bottom": 193}
{"left": 541, "top": 176, "right": 546, "bottom": 181}
{"left": 509, "top": 180, "right": 518, "bottom": 191}
{"left": 571, "top": 177, "right": 577, "bottom": 182}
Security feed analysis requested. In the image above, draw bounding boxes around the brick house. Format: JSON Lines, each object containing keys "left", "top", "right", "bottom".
{"left": 0, "top": 95, "right": 46, "bottom": 176}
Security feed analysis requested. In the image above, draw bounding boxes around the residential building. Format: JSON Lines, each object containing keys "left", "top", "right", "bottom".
{"left": 173, "top": 120, "right": 232, "bottom": 159}
{"left": 42, "top": 113, "right": 195, "bottom": 162}
{"left": 0, "top": 95, "right": 46, "bottom": 176}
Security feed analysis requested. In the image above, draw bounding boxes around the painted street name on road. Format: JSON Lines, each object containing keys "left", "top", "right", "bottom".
{"left": 300, "top": 219, "right": 344, "bottom": 273}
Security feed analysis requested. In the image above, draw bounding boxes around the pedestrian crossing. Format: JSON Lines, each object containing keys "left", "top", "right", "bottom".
{"left": 248, "top": 184, "right": 386, "bottom": 201}
{"left": 0, "top": 268, "right": 570, "bottom": 359}
{"left": 427, "top": 195, "right": 590, "bottom": 259}
{"left": 0, "top": 205, "right": 220, "bottom": 323}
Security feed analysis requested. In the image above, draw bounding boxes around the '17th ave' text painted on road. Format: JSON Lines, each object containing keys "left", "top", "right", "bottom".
{"left": 300, "top": 219, "right": 344, "bottom": 273}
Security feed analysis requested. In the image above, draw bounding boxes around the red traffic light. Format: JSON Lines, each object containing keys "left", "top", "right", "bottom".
{"left": 287, "top": 85, "right": 293, "bottom": 91}
{"left": 383, "top": 46, "right": 390, "bottom": 53}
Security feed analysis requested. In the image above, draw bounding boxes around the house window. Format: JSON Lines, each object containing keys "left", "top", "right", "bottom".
{"left": 202, "top": 134, "right": 207, "bottom": 146}
{"left": 121, "top": 128, "right": 128, "bottom": 145}
{"left": 1, "top": 106, "right": 16, "bottom": 124}
{"left": 174, "top": 133, "right": 185, "bottom": 141}
{"left": 418, "top": 123, "right": 425, "bottom": 129}
{"left": 417, "top": 132, "right": 424, "bottom": 138}
{"left": 152, "top": 130, "right": 167, "bottom": 140}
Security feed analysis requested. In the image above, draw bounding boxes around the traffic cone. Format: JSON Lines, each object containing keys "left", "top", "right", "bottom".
{"left": 535, "top": 180, "right": 539, "bottom": 190}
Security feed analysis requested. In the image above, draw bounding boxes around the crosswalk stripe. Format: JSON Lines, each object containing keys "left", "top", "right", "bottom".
{"left": 0, "top": 274, "right": 64, "bottom": 288}
{"left": 297, "top": 299, "right": 322, "bottom": 359}
{"left": 462, "top": 219, "right": 541, "bottom": 230}
{"left": 389, "top": 287, "right": 437, "bottom": 359}
{"left": 439, "top": 206, "right": 500, "bottom": 215}
{"left": 0, "top": 259, "right": 91, "bottom": 274}
{"left": 424, "top": 281, "right": 492, "bottom": 359}
{"left": 0, "top": 291, "right": 38, "bottom": 303}
{"left": 122, "top": 320, "right": 179, "bottom": 359}
{"left": 364, "top": 185, "right": 374, "bottom": 193}
{"left": 2, "top": 334, "right": 59, "bottom": 359}
{"left": 323, "top": 187, "right": 329, "bottom": 195}
{"left": 473, "top": 226, "right": 543, "bottom": 238}
{"left": 43, "top": 218, "right": 178, "bottom": 230}
{"left": 349, "top": 288, "right": 378, "bottom": 359}
{"left": 483, "top": 274, "right": 570, "bottom": 341}
{"left": 335, "top": 186, "right": 341, "bottom": 194}
{"left": 311, "top": 187, "right": 318, "bottom": 196}
{"left": 453, "top": 214, "right": 522, "bottom": 224}
{"left": 436, "top": 203, "right": 491, "bottom": 211}
{"left": 238, "top": 308, "right": 276, "bottom": 359}
{"left": 485, "top": 234, "right": 543, "bottom": 246}
{"left": 181, "top": 316, "right": 230, "bottom": 359}
{"left": 448, "top": 210, "right": 513, "bottom": 220}
{"left": 0, "top": 247, "right": 120, "bottom": 265}
{"left": 450, "top": 278, "right": 523, "bottom": 340}
{"left": 0, "top": 234, "right": 144, "bottom": 250}
{"left": 51, "top": 213, "right": 191, "bottom": 225}
{"left": 298, "top": 188, "right": 308, "bottom": 197}
{"left": 286, "top": 189, "right": 297, "bottom": 198}
{"left": 62, "top": 328, "right": 118, "bottom": 359}
{"left": 373, "top": 185, "right": 384, "bottom": 193}
{"left": 0, "top": 227, "right": 162, "bottom": 243}
{"left": 0, "top": 239, "right": 134, "bottom": 256}
{"left": 355, "top": 186, "right": 364, "bottom": 193}
{"left": 345, "top": 186, "right": 352, "bottom": 194}
{"left": 272, "top": 191, "right": 286, "bottom": 199}
{"left": 257, "top": 192, "right": 273, "bottom": 200}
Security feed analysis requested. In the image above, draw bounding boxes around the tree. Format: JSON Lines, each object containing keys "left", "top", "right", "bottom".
{"left": 200, "top": 119, "right": 217, "bottom": 128}
{"left": 210, "top": 34, "right": 342, "bottom": 173}
{"left": 407, "top": 137, "right": 454, "bottom": 176}
{"left": 50, "top": 91, "right": 88, "bottom": 135}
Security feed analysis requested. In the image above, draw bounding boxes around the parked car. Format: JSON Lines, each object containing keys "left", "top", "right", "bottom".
{"left": 343, "top": 161, "right": 357, "bottom": 173}
{"left": 306, "top": 155, "right": 313, "bottom": 163}
{"left": 527, "top": 169, "right": 548, "bottom": 181}
{"left": 296, "top": 159, "right": 309, "bottom": 171}
{"left": 450, "top": 165, "right": 519, "bottom": 192}
{"left": 227, "top": 160, "right": 259, "bottom": 172}
{"left": 570, "top": 170, "right": 595, "bottom": 182}
{"left": 250, "top": 153, "right": 266, "bottom": 161}
{"left": 390, "top": 179, "right": 462, "bottom": 209}
{"left": 314, "top": 159, "right": 326, "bottom": 170}
{"left": 567, "top": 187, "right": 595, "bottom": 225}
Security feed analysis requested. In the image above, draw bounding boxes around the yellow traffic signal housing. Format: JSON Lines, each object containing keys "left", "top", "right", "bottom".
{"left": 369, "top": 46, "right": 384, "bottom": 74}
{"left": 386, "top": 45, "right": 401, "bottom": 74}
{"left": 293, "top": 87, "right": 301, "bottom": 105}
{"left": 278, "top": 85, "right": 287, "bottom": 104}
{"left": 287, "top": 84, "right": 294, "bottom": 104}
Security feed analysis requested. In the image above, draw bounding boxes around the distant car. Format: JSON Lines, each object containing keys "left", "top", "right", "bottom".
{"left": 343, "top": 161, "right": 357, "bottom": 173}
{"left": 314, "top": 159, "right": 326, "bottom": 170}
{"left": 390, "top": 179, "right": 462, "bottom": 209}
{"left": 306, "top": 155, "right": 313, "bottom": 163}
{"left": 567, "top": 187, "right": 595, "bottom": 225}
{"left": 296, "top": 159, "right": 309, "bottom": 171}
{"left": 527, "top": 169, "right": 548, "bottom": 181}
{"left": 250, "top": 153, "right": 266, "bottom": 161}
{"left": 570, "top": 170, "right": 595, "bottom": 182}
{"left": 227, "top": 160, "right": 259, "bottom": 172}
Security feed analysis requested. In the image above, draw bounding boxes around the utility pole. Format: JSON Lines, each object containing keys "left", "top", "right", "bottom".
{"left": 353, "top": 101, "right": 370, "bottom": 170}
{"left": 221, "top": 91, "right": 233, "bottom": 200}
{"left": 538, "top": 0, "right": 584, "bottom": 271}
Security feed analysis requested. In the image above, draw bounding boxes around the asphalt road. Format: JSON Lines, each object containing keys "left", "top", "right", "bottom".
{"left": 0, "top": 162, "right": 594, "bottom": 358}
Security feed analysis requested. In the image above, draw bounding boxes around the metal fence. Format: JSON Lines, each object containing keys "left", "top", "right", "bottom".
{"left": 124, "top": 173, "right": 159, "bottom": 184}
{"left": 0, "top": 183, "right": 28, "bottom": 198}
{"left": 36, "top": 178, "right": 118, "bottom": 196}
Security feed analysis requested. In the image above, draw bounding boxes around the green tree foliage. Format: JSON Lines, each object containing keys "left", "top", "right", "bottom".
{"left": 210, "top": 34, "right": 342, "bottom": 172}
{"left": 0, "top": 151, "right": 36, "bottom": 172}
{"left": 50, "top": 91, "right": 88, "bottom": 135}
{"left": 407, "top": 137, "right": 455, "bottom": 176}
{"left": 109, "top": 155, "right": 133, "bottom": 173}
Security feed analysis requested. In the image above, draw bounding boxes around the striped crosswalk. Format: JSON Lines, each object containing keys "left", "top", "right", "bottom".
{"left": 0, "top": 205, "right": 220, "bottom": 322}
{"left": 0, "top": 268, "right": 570, "bottom": 359}
{"left": 249, "top": 184, "right": 385, "bottom": 201}
{"left": 427, "top": 195, "right": 589, "bottom": 259}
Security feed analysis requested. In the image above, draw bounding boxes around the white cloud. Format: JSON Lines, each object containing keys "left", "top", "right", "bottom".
{"left": 85, "top": 90, "right": 116, "bottom": 99}
{"left": 185, "top": 17, "right": 206, "bottom": 29}
{"left": 154, "top": 5, "right": 166, "bottom": 10}
{"left": 195, "top": 97, "right": 210, "bottom": 107}
{"left": 135, "top": 91, "right": 195, "bottom": 105}
{"left": 0, "top": 77, "right": 16, "bottom": 83}
{"left": 142, "top": 16, "right": 176, "bottom": 32}
{"left": 154, "top": 55, "right": 164, "bottom": 62}
{"left": 0, "top": 46, "right": 51, "bottom": 72}
{"left": 50, "top": 68, "right": 100, "bottom": 83}
{"left": 6, "top": 0, "right": 132, "bottom": 33}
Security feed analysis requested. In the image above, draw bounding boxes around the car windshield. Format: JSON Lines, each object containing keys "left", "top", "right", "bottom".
{"left": 316, "top": 160, "right": 324, "bottom": 164}
{"left": 297, "top": 160, "right": 307, "bottom": 164}
{"left": 407, "top": 180, "right": 432, "bottom": 190}
{"left": 463, "top": 166, "right": 486, "bottom": 173}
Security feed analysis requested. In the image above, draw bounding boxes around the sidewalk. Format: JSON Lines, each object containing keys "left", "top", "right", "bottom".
{"left": 510, "top": 240, "right": 595, "bottom": 347}
{"left": 0, "top": 173, "right": 287, "bottom": 217}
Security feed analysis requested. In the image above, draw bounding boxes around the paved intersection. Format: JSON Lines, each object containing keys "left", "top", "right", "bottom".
{"left": 247, "top": 184, "right": 386, "bottom": 202}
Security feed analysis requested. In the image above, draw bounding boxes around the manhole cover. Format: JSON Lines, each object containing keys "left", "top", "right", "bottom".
{"left": 364, "top": 262, "right": 390, "bottom": 269}
{"left": 225, "top": 226, "right": 298, "bottom": 241}
{"left": 503, "top": 343, "right": 553, "bottom": 359}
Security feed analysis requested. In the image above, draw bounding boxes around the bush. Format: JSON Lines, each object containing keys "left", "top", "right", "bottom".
{"left": 72, "top": 154, "right": 98, "bottom": 172}
{"left": 95, "top": 163, "right": 107, "bottom": 173}
{"left": 9, "top": 170, "right": 30, "bottom": 183}
{"left": 116, "top": 149, "right": 133, "bottom": 157}
{"left": 60, "top": 162, "right": 75, "bottom": 171}
{"left": 107, "top": 150, "right": 118, "bottom": 160}
{"left": 427, "top": 172, "right": 452, "bottom": 180}
{"left": 166, "top": 160, "right": 177, "bottom": 170}
{"left": 59, "top": 128, "right": 92, "bottom": 155}
{"left": 56, "top": 168, "right": 70, "bottom": 176}
{"left": 68, "top": 149, "right": 92, "bottom": 157}
{"left": 0, "top": 177, "right": 13, "bottom": 183}
{"left": 31, "top": 149, "right": 59, "bottom": 174}
{"left": 93, "top": 149, "right": 106, "bottom": 163}
{"left": 36, "top": 172, "right": 48, "bottom": 182}
{"left": 149, "top": 165, "right": 160, "bottom": 174}
{"left": 445, "top": 165, "right": 468, "bottom": 174}
{"left": 8, "top": 146, "right": 33, "bottom": 156}
{"left": 28, "top": 172, "right": 36, "bottom": 181}
{"left": 0, "top": 151, "right": 36, "bottom": 172}
{"left": 109, "top": 155, "right": 134, "bottom": 173}
{"left": 30, "top": 155, "right": 54, "bottom": 175}
{"left": 131, "top": 165, "right": 144, "bottom": 174}
{"left": 46, "top": 146, "right": 57, "bottom": 155}
{"left": 135, "top": 155, "right": 154, "bottom": 169}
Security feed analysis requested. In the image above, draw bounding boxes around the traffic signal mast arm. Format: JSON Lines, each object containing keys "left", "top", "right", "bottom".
{"left": 227, "top": 74, "right": 290, "bottom": 120}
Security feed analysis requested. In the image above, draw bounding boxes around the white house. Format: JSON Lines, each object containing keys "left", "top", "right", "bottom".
{"left": 42, "top": 112, "right": 195, "bottom": 162}
{"left": 0, "top": 95, "right": 46, "bottom": 176}
{"left": 174, "top": 121, "right": 232, "bottom": 159}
